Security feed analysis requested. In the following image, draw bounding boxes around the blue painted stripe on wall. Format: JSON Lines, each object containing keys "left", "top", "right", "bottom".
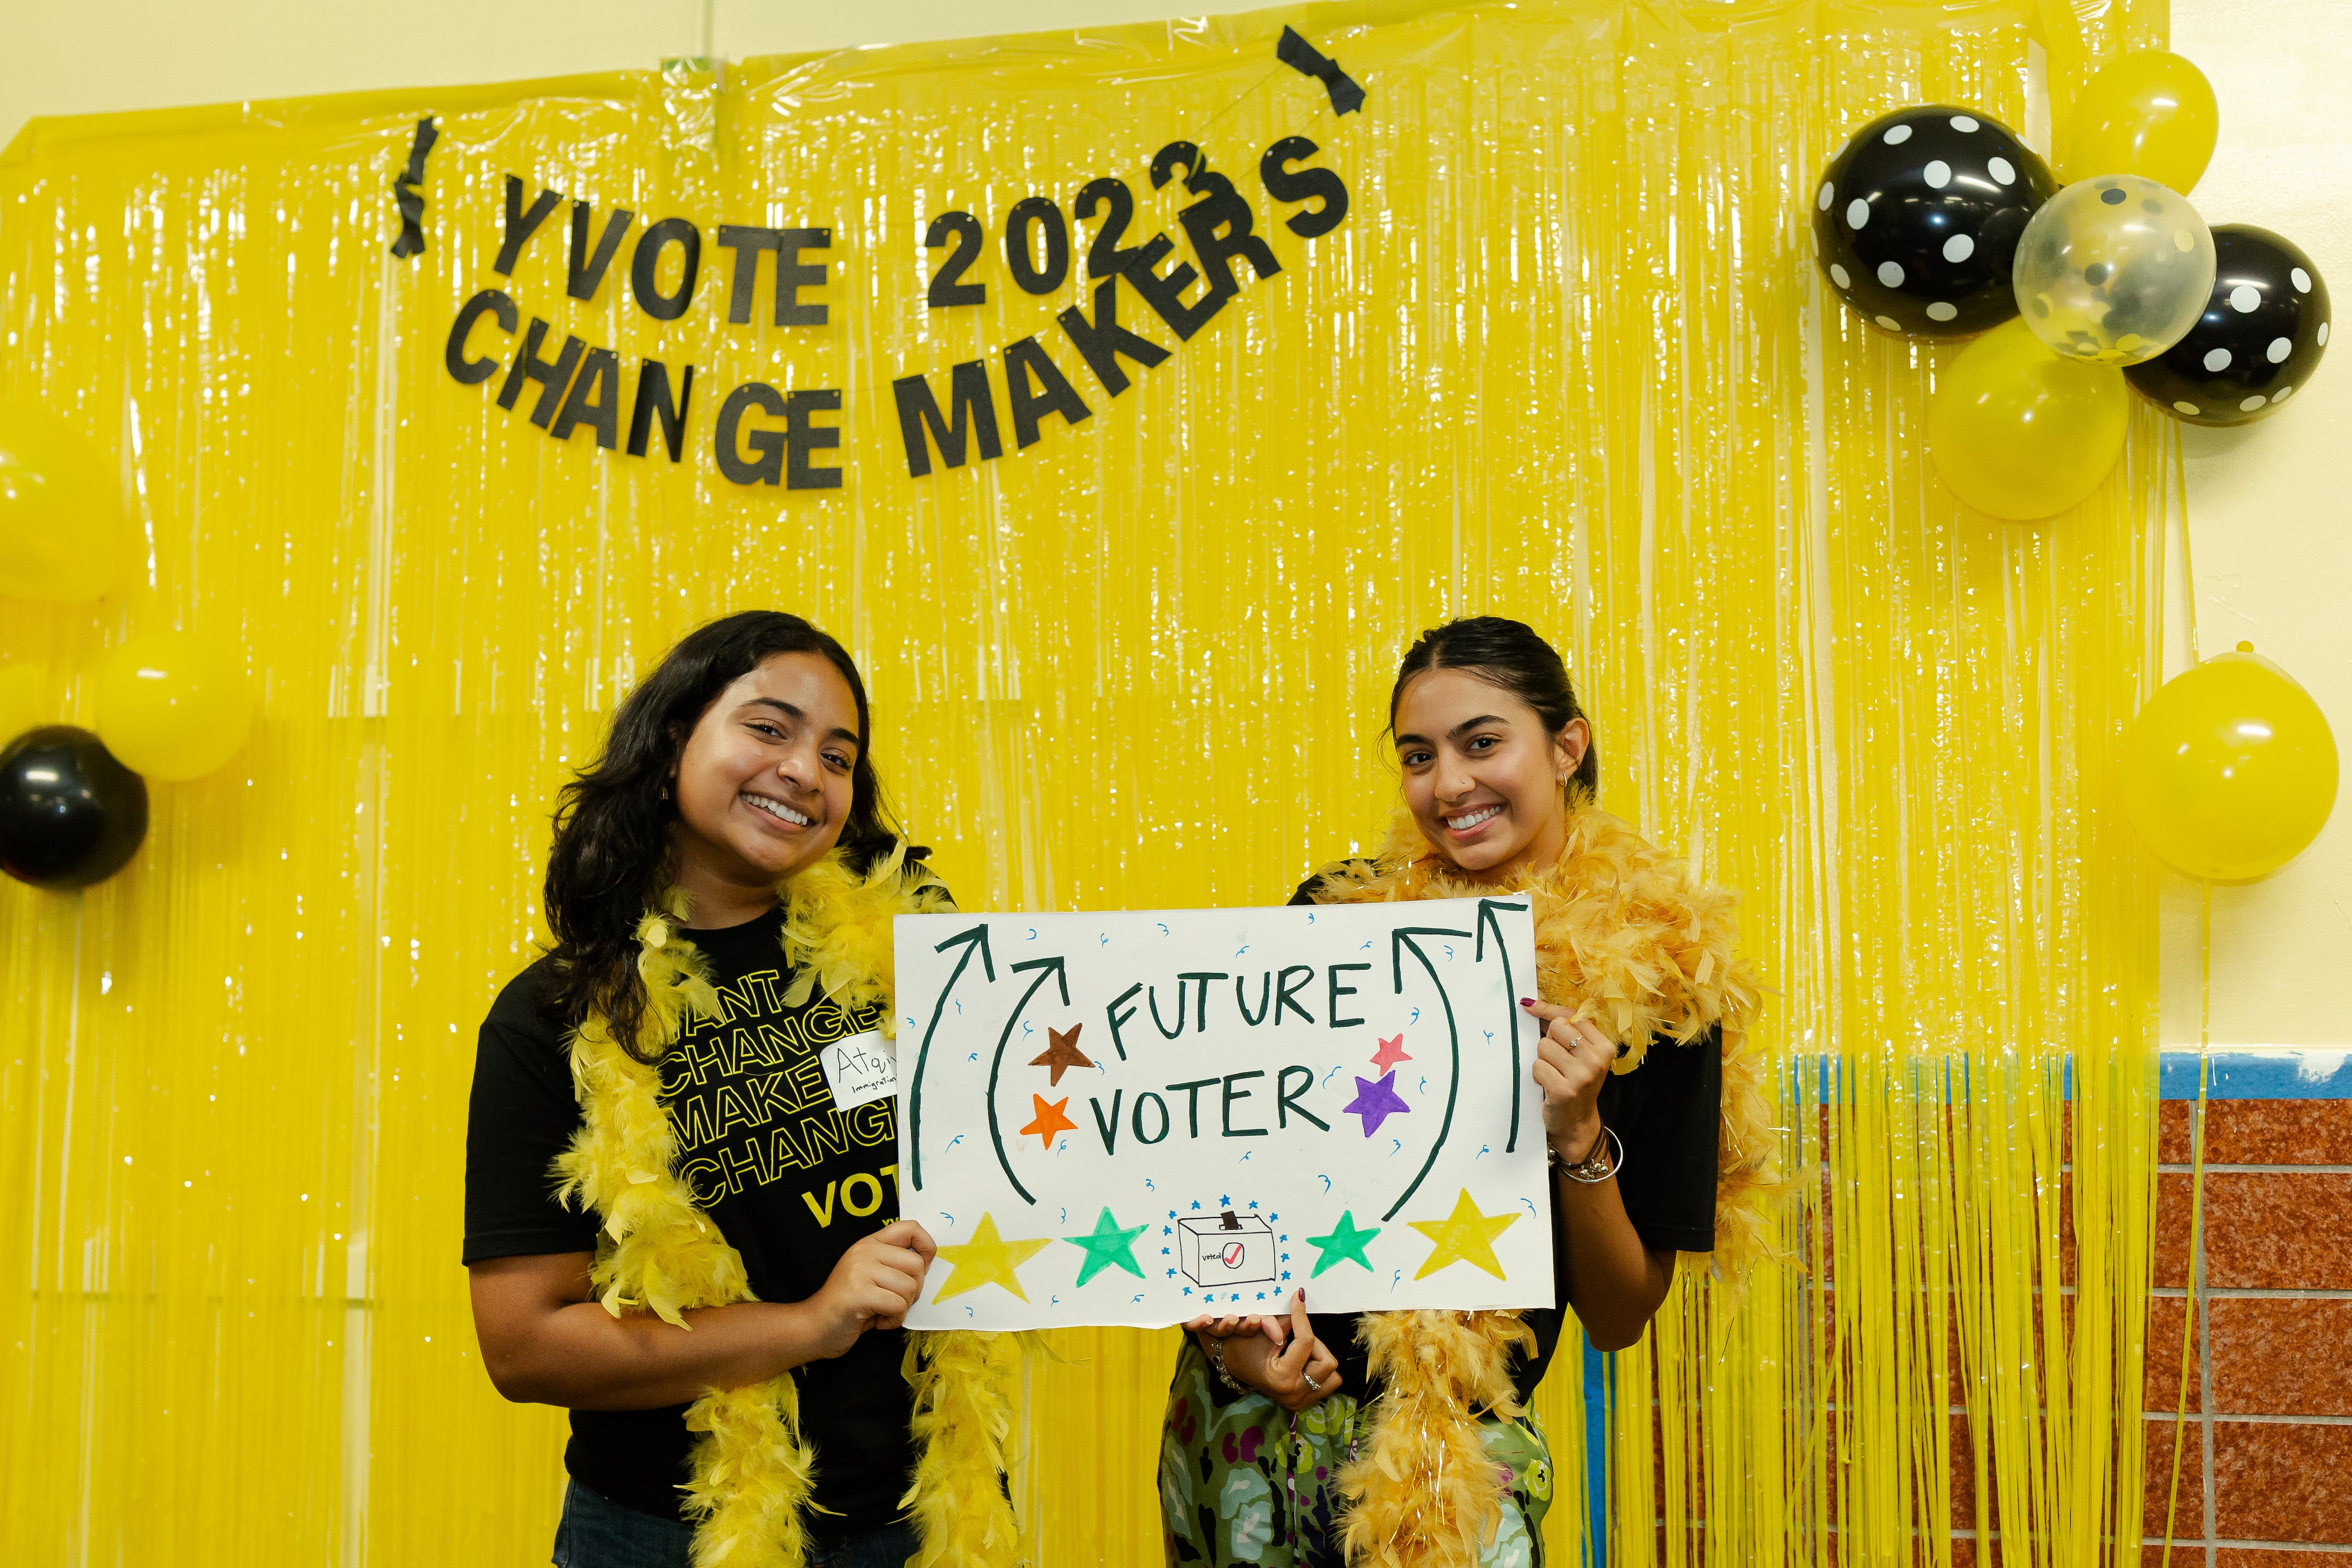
{"left": 1772, "top": 1050, "right": 2352, "bottom": 1103}
{"left": 2158, "top": 1049, "right": 2352, "bottom": 1100}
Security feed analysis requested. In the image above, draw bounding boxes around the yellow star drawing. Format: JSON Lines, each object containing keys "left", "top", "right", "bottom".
{"left": 931, "top": 1212, "right": 1051, "bottom": 1304}
{"left": 1408, "top": 1187, "right": 1520, "bottom": 1281}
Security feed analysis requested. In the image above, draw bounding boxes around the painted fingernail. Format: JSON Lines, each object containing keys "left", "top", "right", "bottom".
{"left": 1519, "top": 996, "right": 1534, "bottom": 1006}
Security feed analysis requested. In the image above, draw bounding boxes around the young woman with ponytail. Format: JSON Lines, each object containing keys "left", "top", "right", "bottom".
{"left": 1160, "top": 616, "right": 1778, "bottom": 1568}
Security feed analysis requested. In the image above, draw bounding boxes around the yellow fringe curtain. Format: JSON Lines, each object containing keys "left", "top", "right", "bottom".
{"left": 0, "top": 1, "right": 2164, "bottom": 1563}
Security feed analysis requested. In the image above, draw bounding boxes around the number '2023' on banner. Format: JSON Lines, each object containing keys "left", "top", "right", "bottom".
{"left": 893, "top": 898, "right": 1550, "bottom": 1329}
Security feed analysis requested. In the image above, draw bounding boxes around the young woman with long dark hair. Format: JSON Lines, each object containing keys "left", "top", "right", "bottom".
{"left": 462, "top": 611, "right": 960, "bottom": 1568}
{"left": 1160, "top": 616, "right": 1776, "bottom": 1567}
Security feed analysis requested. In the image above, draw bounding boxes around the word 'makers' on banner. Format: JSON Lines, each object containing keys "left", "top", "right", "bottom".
{"left": 895, "top": 898, "right": 1548, "bottom": 1329}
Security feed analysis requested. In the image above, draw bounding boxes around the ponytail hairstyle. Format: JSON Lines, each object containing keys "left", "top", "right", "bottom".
{"left": 1388, "top": 616, "right": 1600, "bottom": 803}
{"left": 540, "top": 611, "right": 905, "bottom": 1060}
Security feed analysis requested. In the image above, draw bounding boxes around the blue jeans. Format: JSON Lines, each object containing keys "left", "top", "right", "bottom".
{"left": 552, "top": 1480, "right": 919, "bottom": 1568}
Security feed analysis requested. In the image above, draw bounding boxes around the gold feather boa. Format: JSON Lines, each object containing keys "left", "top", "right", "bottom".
{"left": 1318, "top": 804, "right": 1782, "bottom": 1568}
{"left": 551, "top": 846, "right": 1023, "bottom": 1567}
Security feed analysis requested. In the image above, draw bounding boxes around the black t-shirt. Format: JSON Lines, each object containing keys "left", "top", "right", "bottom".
{"left": 1283, "top": 870, "right": 1722, "bottom": 1403}
{"left": 463, "top": 906, "right": 915, "bottom": 1530}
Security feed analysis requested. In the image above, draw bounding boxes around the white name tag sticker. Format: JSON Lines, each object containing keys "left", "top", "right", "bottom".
{"left": 819, "top": 1030, "right": 898, "bottom": 1111}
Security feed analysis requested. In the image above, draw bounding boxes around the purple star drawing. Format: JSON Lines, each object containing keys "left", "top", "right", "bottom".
{"left": 1344, "top": 1071, "right": 1411, "bottom": 1137}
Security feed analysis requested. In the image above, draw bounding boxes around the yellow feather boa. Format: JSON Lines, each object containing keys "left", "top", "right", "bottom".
{"left": 1315, "top": 804, "right": 1784, "bottom": 1568}
{"left": 551, "top": 846, "right": 1024, "bottom": 1567}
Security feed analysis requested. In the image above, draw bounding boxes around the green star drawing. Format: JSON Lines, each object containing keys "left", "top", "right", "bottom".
{"left": 1063, "top": 1207, "right": 1149, "bottom": 1287}
{"left": 1304, "top": 1210, "right": 1381, "bottom": 1277}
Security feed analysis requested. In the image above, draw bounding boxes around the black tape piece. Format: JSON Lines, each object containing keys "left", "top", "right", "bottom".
{"left": 893, "top": 362, "right": 1002, "bottom": 478}
{"left": 388, "top": 116, "right": 440, "bottom": 260}
{"left": 1057, "top": 277, "right": 1168, "bottom": 397}
{"left": 397, "top": 119, "right": 438, "bottom": 186}
{"left": 551, "top": 348, "right": 622, "bottom": 449}
{"left": 784, "top": 390, "right": 844, "bottom": 489}
{"left": 629, "top": 218, "right": 701, "bottom": 322}
{"left": 628, "top": 359, "right": 695, "bottom": 461}
{"left": 445, "top": 288, "right": 519, "bottom": 385}
{"left": 567, "top": 202, "right": 637, "bottom": 303}
{"left": 1004, "top": 337, "right": 1092, "bottom": 449}
{"left": 1275, "top": 26, "right": 1364, "bottom": 116}
{"left": 715, "top": 382, "right": 788, "bottom": 486}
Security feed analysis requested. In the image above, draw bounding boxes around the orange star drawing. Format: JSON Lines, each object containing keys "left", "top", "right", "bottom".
{"left": 1369, "top": 1033, "right": 1412, "bottom": 1073}
{"left": 1029, "top": 1023, "right": 1094, "bottom": 1086}
{"left": 1020, "top": 1093, "right": 1077, "bottom": 1151}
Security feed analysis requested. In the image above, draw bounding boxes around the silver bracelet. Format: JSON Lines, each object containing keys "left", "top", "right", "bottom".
{"left": 1549, "top": 1125, "right": 1623, "bottom": 1185}
{"left": 1203, "top": 1333, "right": 1248, "bottom": 1395}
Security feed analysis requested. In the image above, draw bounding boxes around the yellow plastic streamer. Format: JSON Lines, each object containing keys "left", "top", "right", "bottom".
{"left": 0, "top": 1, "right": 2166, "bottom": 1564}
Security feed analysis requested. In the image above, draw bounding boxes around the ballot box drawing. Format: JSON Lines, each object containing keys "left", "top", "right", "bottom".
{"left": 1176, "top": 1210, "right": 1277, "bottom": 1289}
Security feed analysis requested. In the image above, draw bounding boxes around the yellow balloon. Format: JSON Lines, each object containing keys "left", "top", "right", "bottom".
{"left": 0, "top": 406, "right": 132, "bottom": 604}
{"left": 2118, "top": 645, "right": 2338, "bottom": 883}
{"left": 90, "top": 629, "right": 255, "bottom": 782}
{"left": 2063, "top": 49, "right": 2220, "bottom": 196}
{"left": 1929, "top": 317, "right": 2129, "bottom": 520}
{"left": 0, "top": 662, "right": 52, "bottom": 750}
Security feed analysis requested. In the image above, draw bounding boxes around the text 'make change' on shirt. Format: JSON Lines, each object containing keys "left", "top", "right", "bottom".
{"left": 463, "top": 906, "right": 911, "bottom": 1530}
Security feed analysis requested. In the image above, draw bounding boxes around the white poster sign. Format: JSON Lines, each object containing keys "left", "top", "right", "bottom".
{"left": 893, "top": 897, "right": 1550, "bottom": 1329}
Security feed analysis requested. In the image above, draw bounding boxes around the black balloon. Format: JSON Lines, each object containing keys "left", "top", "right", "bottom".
{"left": 2126, "top": 225, "right": 2331, "bottom": 426}
{"left": 0, "top": 726, "right": 148, "bottom": 891}
{"left": 1813, "top": 105, "right": 2058, "bottom": 338}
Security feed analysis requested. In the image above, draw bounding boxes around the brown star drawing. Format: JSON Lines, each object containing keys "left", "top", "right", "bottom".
{"left": 1029, "top": 1023, "right": 1093, "bottom": 1086}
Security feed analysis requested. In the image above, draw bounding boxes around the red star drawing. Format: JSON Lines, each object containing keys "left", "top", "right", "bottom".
{"left": 1369, "top": 1033, "right": 1412, "bottom": 1073}
{"left": 1020, "top": 1093, "right": 1077, "bottom": 1151}
{"left": 1029, "top": 1023, "right": 1094, "bottom": 1087}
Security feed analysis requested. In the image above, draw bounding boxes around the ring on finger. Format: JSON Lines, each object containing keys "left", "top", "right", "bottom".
{"left": 1303, "top": 1373, "right": 1321, "bottom": 1392}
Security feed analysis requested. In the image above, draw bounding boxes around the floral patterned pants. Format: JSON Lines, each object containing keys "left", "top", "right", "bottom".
{"left": 1159, "top": 1337, "right": 1555, "bottom": 1567}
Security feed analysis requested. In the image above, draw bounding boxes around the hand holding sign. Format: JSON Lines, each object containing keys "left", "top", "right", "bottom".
{"left": 804, "top": 1219, "right": 937, "bottom": 1356}
{"left": 1519, "top": 998, "right": 1615, "bottom": 1160}
{"left": 1215, "top": 1289, "right": 1341, "bottom": 1411}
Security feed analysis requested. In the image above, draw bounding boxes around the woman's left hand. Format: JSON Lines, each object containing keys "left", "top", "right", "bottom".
{"left": 1520, "top": 997, "right": 1615, "bottom": 1162}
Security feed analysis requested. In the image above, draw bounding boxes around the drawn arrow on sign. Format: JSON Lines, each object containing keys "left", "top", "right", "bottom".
{"left": 1386, "top": 924, "right": 1471, "bottom": 1220}
{"left": 1475, "top": 899, "right": 1531, "bottom": 1152}
{"left": 908, "top": 924, "right": 993, "bottom": 1192}
{"left": 986, "top": 954, "right": 1070, "bottom": 1204}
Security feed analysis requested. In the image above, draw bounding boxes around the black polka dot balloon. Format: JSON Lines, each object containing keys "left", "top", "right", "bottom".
{"left": 1813, "top": 105, "right": 2058, "bottom": 338}
{"left": 2125, "top": 225, "right": 2329, "bottom": 426}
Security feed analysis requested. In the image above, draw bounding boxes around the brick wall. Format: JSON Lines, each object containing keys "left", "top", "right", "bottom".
{"left": 1617, "top": 1049, "right": 2351, "bottom": 1566}
{"left": 2147, "top": 1050, "right": 2352, "bottom": 1566}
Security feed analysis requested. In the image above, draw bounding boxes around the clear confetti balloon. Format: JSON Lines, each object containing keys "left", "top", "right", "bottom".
{"left": 2012, "top": 175, "right": 2216, "bottom": 364}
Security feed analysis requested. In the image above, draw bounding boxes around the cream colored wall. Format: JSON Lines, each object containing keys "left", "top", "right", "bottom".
{"left": 2162, "top": 0, "right": 2351, "bottom": 1049}
{"left": 1, "top": 0, "right": 2341, "bottom": 1048}
{"left": 0, "top": 0, "right": 1190, "bottom": 147}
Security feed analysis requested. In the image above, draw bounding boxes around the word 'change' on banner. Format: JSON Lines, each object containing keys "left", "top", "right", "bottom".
{"left": 895, "top": 897, "right": 1549, "bottom": 1330}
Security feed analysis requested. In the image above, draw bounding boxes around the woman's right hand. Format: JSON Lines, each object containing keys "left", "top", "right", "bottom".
{"left": 1183, "top": 1312, "right": 1288, "bottom": 1348}
{"left": 1210, "top": 1290, "right": 1340, "bottom": 1412}
{"left": 804, "top": 1219, "right": 935, "bottom": 1359}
